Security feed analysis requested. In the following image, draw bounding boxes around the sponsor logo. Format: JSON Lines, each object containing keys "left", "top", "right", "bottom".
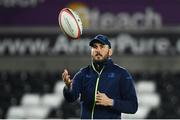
{"left": 1, "top": 33, "right": 180, "bottom": 56}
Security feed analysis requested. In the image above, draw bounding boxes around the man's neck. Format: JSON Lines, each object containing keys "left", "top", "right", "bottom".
{"left": 93, "top": 59, "right": 107, "bottom": 73}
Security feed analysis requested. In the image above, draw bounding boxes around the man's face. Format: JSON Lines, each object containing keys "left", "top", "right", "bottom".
{"left": 91, "top": 42, "right": 112, "bottom": 62}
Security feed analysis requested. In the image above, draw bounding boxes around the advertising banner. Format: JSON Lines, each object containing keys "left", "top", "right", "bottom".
{"left": 1, "top": 32, "right": 180, "bottom": 56}
{"left": 0, "top": 0, "right": 180, "bottom": 30}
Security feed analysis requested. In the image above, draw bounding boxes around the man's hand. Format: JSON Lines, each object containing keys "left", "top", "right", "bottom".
{"left": 62, "top": 69, "right": 72, "bottom": 88}
{"left": 96, "top": 91, "right": 113, "bottom": 107}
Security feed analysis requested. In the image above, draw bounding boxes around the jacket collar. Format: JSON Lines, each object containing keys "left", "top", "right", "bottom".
{"left": 103, "top": 58, "right": 113, "bottom": 67}
{"left": 91, "top": 58, "right": 113, "bottom": 72}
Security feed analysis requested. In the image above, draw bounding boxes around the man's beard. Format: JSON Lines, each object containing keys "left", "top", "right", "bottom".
{"left": 92, "top": 52, "right": 109, "bottom": 64}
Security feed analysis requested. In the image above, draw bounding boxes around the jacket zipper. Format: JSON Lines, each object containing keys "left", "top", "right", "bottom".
{"left": 91, "top": 63, "right": 104, "bottom": 119}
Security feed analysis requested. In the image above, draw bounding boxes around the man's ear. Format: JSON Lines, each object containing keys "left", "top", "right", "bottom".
{"left": 109, "top": 49, "right": 113, "bottom": 56}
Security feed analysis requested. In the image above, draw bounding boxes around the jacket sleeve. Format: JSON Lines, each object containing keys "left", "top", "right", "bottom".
{"left": 63, "top": 69, "right": 83, "bottom": 102}
{"left": 112, "top": 69, "right": 138, "bottom": 114}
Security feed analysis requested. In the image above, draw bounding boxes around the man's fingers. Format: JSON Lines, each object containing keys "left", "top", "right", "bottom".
{"left": 96, "top": 100, "right": 102, "bottom": 105}
{"left": 96, "top": 98, "right": 100, "bottom": 102}
{"left": 96, "top": 94, "right": 102, "bottom": 102}
{"left": 97, "top": 91, "right": 103, "bottom": 97}
{"left": 62, "top": 72, "right": 65, "bottom": 79}
{"left": 64, "top": 69, "right": 68, "bottom": 75}
{"left": 65, "top": 75, "right": 70, "bottom": 81}
{"left": 62, "top": 70, "right": 71, "bottom": 82}
{"left": 64, "top": 69, "right": 67, "bottom": 72}
{"left": 62, "top": 69, "right": 67, "bottom": 77}
{"left": 62, "top": 69, "right": 70, "bottom": 80}
{"left": 97, "top": 91, "right": 103, "bottom": 95}
{"left": 62, "top": 69, "right": 68, "bottom": 77}
{"left": 96, "top": 102, "right": 101, "bottom": 105}
{"left": 61, "top": 69, "right": 72, "bottom": 88}
{"left": 62, "top": 73, "right": 67, "bottom": 81}
{"left": 98, "top": 91, "right": 106, "bottom": 98}
{"left": 96, "top": 94, "right": 100, "bottom": 98}
{"left": 96, "top": 93, "right": 101, "bottom": 98}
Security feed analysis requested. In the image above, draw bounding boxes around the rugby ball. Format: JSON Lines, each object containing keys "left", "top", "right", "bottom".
{"left": 58, "top": 8, "right": 83, "bottom": 39}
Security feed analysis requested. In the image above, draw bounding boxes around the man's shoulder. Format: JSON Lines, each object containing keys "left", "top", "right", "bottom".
{"left": 113, "top": 64, "right": 128, "bottom": 72}
{"left": 77, "top": 65, "right": 91, "bottom": 73}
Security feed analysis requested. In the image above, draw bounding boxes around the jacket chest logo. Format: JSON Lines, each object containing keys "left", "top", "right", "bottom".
{"left": 107, "top": 73, "right": 115, "bottom": 78}
{"left": 85, "top": 73, "right": 115, "bottom": 78}
{"left": 86, "top": 74, "right": 91, "bottom": 78}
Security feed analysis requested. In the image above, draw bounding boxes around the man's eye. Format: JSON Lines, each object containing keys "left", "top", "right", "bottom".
{"left": 93, "top": 45, "right": 97, "bottom": 48}
{"left": 100, "top": 45, "right": 105, "bottom": 48}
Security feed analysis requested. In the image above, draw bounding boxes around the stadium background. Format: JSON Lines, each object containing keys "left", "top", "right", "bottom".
{"left": 0, "top": 0, "right": 180, "bottom": 118}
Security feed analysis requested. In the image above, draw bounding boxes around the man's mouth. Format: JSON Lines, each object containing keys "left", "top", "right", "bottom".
{"left": 95, "top": 53, "right": 102, "bottom": 57}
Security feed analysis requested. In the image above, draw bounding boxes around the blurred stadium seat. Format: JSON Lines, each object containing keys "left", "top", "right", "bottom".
{"left": 0, "top": 71, "right": 180, "bottom": 118}
{"left": 21, "top": 94, "right": 41, "bottom": 106}
{"left": 41, "top": 94, "right": 63, "bottom": 109}
{"left": 7, "top": 106, "right": 25, "bottom": 119}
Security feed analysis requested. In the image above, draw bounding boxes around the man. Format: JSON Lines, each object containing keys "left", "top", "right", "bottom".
{"left": 62, "top": 34, "right": 138, "bottom": 119}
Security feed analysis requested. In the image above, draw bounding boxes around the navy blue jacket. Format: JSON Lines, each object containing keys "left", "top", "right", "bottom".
{"left": 63, "top": 58, "right": 138, "bottom": 119}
